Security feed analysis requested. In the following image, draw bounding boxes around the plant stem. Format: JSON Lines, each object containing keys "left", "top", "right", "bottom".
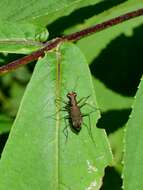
{"left": 0, "top": 8, "right": 143, "bottom": 74}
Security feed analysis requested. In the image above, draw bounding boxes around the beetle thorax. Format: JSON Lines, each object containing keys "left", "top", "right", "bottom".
{"left": 67, "top": 92, "right": 77, "bottom": 106}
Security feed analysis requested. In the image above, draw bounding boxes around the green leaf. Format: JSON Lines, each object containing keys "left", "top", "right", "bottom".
{"left": 92, "top": 79, "right": 132, "bottom": 173}
{"left": 0, "top": 0, "right": 102, "bottom": 26}
{"left": 92, "top": 78, "right": 133, "bottom": 112}
{"left": 92, "top": 78, "right": 133, "bottom": 173}
{"left": 0, "top": 42, "right": 112, "bottom": 190}
{"left": 123, "top": 78, "right": 143, "bottom": 190}
{"left": 0, "top": 20, "right": 48, "bottom": 53}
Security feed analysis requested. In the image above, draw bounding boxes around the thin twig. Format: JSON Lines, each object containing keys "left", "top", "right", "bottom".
{"left": 0, "top": 8, "right": 143, "bottom": 74}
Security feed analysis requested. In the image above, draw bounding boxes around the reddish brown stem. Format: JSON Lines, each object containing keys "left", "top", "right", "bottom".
{"left": 0, "top": 8, "right": 143, "bottom": 74}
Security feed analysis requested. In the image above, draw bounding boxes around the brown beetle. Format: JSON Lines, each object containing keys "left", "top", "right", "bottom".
{"left": 66, "top": 91, "right": 83, "bottom": 132}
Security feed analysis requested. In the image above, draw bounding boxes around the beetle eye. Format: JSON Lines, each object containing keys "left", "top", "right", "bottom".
{"left": 73, "top": 92, "right": 77, "bottom": 97}
{"left": 67, "top": 93, "right": 71, "bottom": 98}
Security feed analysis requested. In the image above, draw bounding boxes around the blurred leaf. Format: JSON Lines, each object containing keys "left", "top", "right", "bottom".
{"left": 0, "top": 115, "right": 12, "bottom": 134}
{"left": 11, "top": 67, "right": 31, "bottom": 83}
{"left": 0, "top": 20, "right": 48, "bottom": 54}
{"left": 123, "top": 78, "right": 143, "bottom": 190}
{"left": 0, "top": 67, "right": 29, "bottom": 117}
{"left": 0, "top": 0, "right": 102, "bottom": 26}
{"left": 0, "top": 42, "right": 112, "bottom": 190}
{"left": 3, "top": 81, "right": 26, "bottom": 117}
{"left": 108, "top": 127, "right": 124, "bottom": 173}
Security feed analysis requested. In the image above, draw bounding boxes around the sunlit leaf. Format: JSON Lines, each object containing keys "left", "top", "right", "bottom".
{"left": 0, "top": 0, "right": 102, "bottom": 26}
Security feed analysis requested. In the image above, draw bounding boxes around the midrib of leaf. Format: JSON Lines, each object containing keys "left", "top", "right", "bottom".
{"left": 55, "top": 49, "right": 62, "bottom": 189}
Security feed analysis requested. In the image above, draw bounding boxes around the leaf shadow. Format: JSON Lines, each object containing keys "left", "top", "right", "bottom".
{"left": 47, "top": 0, "right": 126, "bottom": 38}
{"left": 97, "top": 108, "right": 131, "bottom": 135}
{"left": 100, "top": 166, "right": 122, "bottom": 190}
{"left": 90, "top": 25, "right": 143, "bottom": 97}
